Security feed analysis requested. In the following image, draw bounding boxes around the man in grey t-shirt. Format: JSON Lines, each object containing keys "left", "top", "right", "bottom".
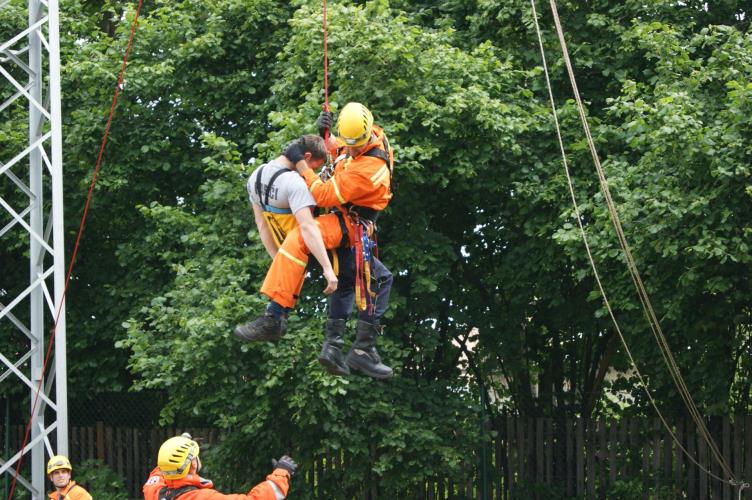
{"left": 235, "top": 135, "right": 337, "bottom": 342}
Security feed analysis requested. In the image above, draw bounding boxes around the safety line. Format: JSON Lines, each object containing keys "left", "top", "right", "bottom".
{"left": 530, "top": 0, "right": 739, "bottom": 487}
{"left": 545, "top": 0, "right": 736, "bottom": 483}
{"left": 8, "top": 1, "right": 143, "bottom": 498}
{"left": 322, "top": 0, "right": 330, "bottom": 138}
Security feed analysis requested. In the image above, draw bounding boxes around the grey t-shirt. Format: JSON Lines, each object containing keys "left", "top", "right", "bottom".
{"left": 247, "top": 159, "right": 316, "bottom": 214}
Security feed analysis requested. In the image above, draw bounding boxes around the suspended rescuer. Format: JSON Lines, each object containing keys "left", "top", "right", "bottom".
{"left": 143, "top": 433, "right": 296, "bottom": 500}
{"left": 235, "top": 102, "right": 395, "bottom": 380}
{"left": 46, "top": 455, "right": 92, "bottom": 500}
{"left": 234, "top": 135, "right": 338, "bottom": 341}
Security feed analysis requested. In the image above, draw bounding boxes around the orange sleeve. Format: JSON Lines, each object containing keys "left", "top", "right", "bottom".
{"left": 247, "top": 470, "right": 290, "bottom": 499}
{"left": 302, "top": 163, "right": 375, "bottom": 208}
{"left": 187, "top": 470, "right": 289, "bottom": 499}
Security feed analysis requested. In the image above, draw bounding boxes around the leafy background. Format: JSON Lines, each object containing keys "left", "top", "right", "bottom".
{"left": 2, "top": 0, "right": 750, "bottom": 496}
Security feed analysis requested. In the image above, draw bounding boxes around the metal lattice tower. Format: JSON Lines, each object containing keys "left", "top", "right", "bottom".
{"left": 1, "top": 0, "right": 67, "bottom": 498}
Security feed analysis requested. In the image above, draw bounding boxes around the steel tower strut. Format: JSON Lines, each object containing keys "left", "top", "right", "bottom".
{"left": 0, "top": 0, "right": 67, "bottom": 498}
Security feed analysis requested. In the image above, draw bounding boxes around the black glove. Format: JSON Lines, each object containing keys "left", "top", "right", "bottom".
{"left": 316, "top": 111, "right": 333, "bottom": 138}
{"left": 272, "top": 455, "right": 297, "bottom": 476}
{"left": 283, "top": 141, "right": 305, "bottom": 164}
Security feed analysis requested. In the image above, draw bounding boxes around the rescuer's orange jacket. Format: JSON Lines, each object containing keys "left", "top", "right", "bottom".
{"left": 301, "top": 125, "right": 392, "bottom": 211}
{"left": 47, "top": 481, "right": 92, "bottom": 500}
{"left": 142, "top": 467, "right": 289, "bottom": 500}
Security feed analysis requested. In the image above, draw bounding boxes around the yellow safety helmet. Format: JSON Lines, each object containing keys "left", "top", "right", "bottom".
{"left": 46, "top": 455, "right": 72, "bottom": 475}
{"left": 336, "top": 102, "right": 373, "bottom": 147}
{"left": 158, "top": 434, "right": 199, "bottom": 480}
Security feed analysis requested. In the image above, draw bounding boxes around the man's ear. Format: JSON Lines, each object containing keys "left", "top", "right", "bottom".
{"left": 303, "top": 151, "right": 312, "bottom": 162}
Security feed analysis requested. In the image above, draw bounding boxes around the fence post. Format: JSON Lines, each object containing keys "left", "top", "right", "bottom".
{"left": 576, "top": 418, "right": 584, "bottom": 496}
{"left": 3, "top": 399, "right": 9, "bottom": 500}
{"left": 653, "top": 419, "right": 661, "bottom": 495}
{"left": 507, "top": 417, "right": 515, "bottom": 496}
{"left": 586, "top": 420, "right": 595, "bottom": 499}
{"left": 688, "top": 420, "right": 697, "bottom": 499}
{"left": 746, "top": 416, "right": 752, "bottom": 500}
{"left": 479, "top": 390, "right": 489, "bottom": 500}
{"left": 699, "top": 422, "right": 708, "bottom": 500}
{"left": 96, "top": 421, "right": 105, "bottom": 461}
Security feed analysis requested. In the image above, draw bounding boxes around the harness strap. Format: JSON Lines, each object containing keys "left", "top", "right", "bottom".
{"left": 363, "top": 147, "right": 388, "bottom": 163}
{"left": 344, "top": 204, "right": 379, "bottom": 223}
{"left": 261, "top": 204, "right": 293, "bottom": 215}
{"left": 329, "top": 249, "right": 339, "bottom": 276}
{"left": 158, "top": 485, "right": 199, "bottom": 500}
{"left": 363, "top": 136, "right": 394, "bottom": 194}
{"left": 333, "top": 210, "right": 350, "bottom": 248}
{"left": 255, "top": 165, "right": 293, "bottom": 214}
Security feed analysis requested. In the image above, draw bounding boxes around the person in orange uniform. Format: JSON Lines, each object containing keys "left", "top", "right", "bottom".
{"left": 143, "top": 433, "right": 295, "bottom": 500}
{"left": 46, "top": 455, "right": 92, "bottom": 500}
{"left": 242, "top": 102, "right": 394, "bottom": 379}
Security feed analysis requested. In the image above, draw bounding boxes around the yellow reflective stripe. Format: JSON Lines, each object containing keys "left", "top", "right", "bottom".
{"left": 331, "top": 177, "right": 346, "bottom": 204}
{"left": 279, "top": 248, "right": 306, "bottom": 267}
{"left": 267, "top": 480, "right": 286, "bottom": 500}
{"left": 309, "top": 179, "right": 324, "bottom": 192}
{"left": 370, "top": 166, "right": 389, "bottom": 187}
{"left": 370, "top": 165, "right": 388, "bottom": 183}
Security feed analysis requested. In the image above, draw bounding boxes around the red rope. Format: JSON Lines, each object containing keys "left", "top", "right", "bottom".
{"left": 322, "top": 0, "right": 330, "bottom": 139}
{"left": 8, "top": 2, "right": 143, "bottom": 498}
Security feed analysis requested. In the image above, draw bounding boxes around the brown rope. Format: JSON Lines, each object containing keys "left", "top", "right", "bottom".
{"left": 530, "top": 0, "right": 737, "bottom": 485}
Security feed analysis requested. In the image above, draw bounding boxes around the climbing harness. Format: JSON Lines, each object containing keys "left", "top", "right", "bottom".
{"left": 530, "top": 0, "right": 745, "bottom": 490}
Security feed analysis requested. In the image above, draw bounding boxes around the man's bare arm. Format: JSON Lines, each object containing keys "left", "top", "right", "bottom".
{"left": 294, "top": 208, "right": 338, "bottom": 294}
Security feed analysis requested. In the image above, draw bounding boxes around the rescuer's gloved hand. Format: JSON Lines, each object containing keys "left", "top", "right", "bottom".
{"left": 283, "top": 141, "right": 305, "bottom": 165}
{"left": 272, "top": 455, "right": 297, "bottom": 477}
{"left": 316, "top": 111, "right": 333, "bottom": 138}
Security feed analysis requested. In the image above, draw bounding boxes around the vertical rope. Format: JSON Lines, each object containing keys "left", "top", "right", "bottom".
{"left": 322, "top": 0, "right": 330, "bottom": 140}
{"left": 737, "top": 482, "right": 750, "bottom": 500}
{"left": 8, "top": 1, "right": 143, "bottom": 498}
{"left": 529, "top": 0, "right": 738, "bottom": 485}
{"left": 546, "top": 0, "right": 735, "bottom": 481}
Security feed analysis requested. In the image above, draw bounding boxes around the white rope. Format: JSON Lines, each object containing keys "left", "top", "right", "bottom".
{"left": 529, "top": 0, "right": 738, "bottom": 485}
{"left": 733, "top": 480, "right": 750, "bottom": 500}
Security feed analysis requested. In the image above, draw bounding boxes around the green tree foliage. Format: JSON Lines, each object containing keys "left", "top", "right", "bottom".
{"left": 45, "top": 0, "right": 295, "bottom": 395}
{"left": 3, "top": 0, "right": 751, "bottom": 494}
{"left": 75, "top": 459, "right": 128, "bottom": 500}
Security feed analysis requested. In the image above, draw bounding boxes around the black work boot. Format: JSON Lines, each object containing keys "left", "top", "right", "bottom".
{"left": 345, "top": 320, "right": 393, "bottom": 379}
{"left": 234, "top": 314, "right": 287, "bottom": 342}
{"left": 317, "top": 319, "right": 350, "bottom": 376}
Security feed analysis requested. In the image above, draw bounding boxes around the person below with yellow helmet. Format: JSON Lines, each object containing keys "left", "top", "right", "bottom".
{"left": 237, "top": 102, "right": 395, "bottom": 379}
{"left": 46, "top": 455, "right": 92, "bottom": 500}
{"left": 143, "top": 433, "right": 296, "bottom": 500}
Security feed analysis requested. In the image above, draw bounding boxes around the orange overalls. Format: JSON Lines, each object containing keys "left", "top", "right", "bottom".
{"left": 142, "top": 467, "right": 290, "bottom": 500}
{"left": 259, "top": 125, "right": 392, "bottom": 309}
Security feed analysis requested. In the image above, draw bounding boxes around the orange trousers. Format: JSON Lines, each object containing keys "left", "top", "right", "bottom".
{"left": 260, "top": 213, "right": 351, "bottom": 309}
